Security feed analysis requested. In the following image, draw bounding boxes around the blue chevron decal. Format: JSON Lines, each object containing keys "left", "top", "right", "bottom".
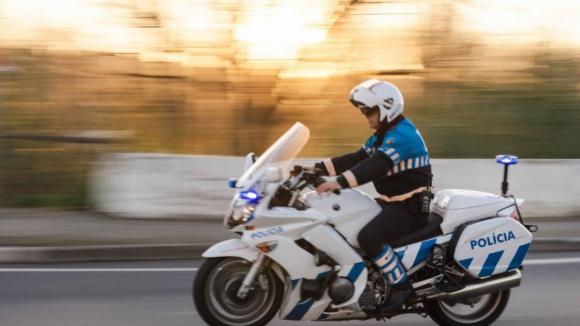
{"left": 347, "top": 262, "right": 366, "bottom": 282}
{"left": 412, "top": 238, "right": 437, "bottom": 268}
{"left": 459, "top": 258, "right": 473, "bottom": 270}
{"left": 285, "top": 298, "right": 315, "bottom": 320}
{"left": 508, "top": 243, "right": 531, "bottom": 271}
{"left": 285, "top": 271, "right": 329, "bottom": 320}
{"left": 478, "top": 250, "right": 504, "bottom": 277}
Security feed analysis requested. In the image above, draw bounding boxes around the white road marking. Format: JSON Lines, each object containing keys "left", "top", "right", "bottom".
{"left": 523, "top": 257, "right": 580, "bottom": 266}
{"left": 0, "top": 257, "right": 579, "bottom": 272}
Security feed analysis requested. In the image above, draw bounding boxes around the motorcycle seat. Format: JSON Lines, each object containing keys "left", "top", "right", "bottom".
{"left": 389, "top": 213, "right": 443, "bottom": 248}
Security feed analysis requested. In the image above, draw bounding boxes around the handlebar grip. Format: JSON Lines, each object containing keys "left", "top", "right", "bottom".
{"left": 315, "top": 177, "right": 341, "bottom": 195}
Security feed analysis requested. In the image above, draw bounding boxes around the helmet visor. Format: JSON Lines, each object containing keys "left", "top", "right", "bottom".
{"left": 359, "top": 105, "right": 379, "bottom": 117}
{"left": 350, "top": 99, "right": 378, "bottom": 115}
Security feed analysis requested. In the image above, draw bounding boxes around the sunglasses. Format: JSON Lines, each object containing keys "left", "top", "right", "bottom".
{"left": 359, "top": 106, "right": 379, "bottom": 116}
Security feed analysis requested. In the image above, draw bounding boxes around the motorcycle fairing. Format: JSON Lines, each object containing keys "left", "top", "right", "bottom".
{"left": 202, "top": 239, "right": 260, "bottom": 262}
{"left": 304, "top": 189, "right": 381, "bottom": 248}
{"left": 396, "top": 234, "right": 454, "bottom": 274}
{"left": 280, "top": 261, "right": 367, "bottom": 321}
{"left": 269, "top": 223, "right": 370, "bottom": 320}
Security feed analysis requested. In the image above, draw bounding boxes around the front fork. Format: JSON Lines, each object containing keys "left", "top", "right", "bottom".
{"left": 237, "top": 253, "right": 267, "bottom": 299}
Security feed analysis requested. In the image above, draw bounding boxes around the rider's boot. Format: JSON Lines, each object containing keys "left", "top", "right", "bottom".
{"left": 380, "top": 279, "right": 415, "bottom": 312}
{"left": 372, "top": 245, "right": 416, "bottom": 313}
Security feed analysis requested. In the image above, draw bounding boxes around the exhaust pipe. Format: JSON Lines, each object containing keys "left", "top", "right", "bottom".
{"left": 425, "top": 269, "right": 521, "bottom": 303}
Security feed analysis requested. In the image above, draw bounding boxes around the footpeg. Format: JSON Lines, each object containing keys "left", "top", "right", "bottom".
{"left": 428, "top": 244, "right": 466, "bottom": 293}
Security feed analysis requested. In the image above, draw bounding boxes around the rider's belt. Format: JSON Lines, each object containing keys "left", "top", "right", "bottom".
{"left": 380, "top": 187, "right": 434, "bottom": 203}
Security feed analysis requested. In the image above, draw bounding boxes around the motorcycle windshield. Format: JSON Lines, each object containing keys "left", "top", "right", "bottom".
{"left": 237, "top": 122, "right": 310, "bottom": 187}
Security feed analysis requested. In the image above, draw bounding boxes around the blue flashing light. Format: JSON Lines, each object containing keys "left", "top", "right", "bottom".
{"left": 228, "top": 178, "right": 237, "bottom": 188}
{"left": 240, "top": 189, "right": 260, "bottom": 204}
{"left": 495, "top": 155, "right": 518, "bottom": 165}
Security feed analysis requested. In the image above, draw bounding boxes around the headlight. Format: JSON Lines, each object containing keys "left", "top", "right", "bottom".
{"left": 243, "top": 206, "right": 255, "bottom": 222}
{"left": 225, "top": 198, "right": 256, "bottom": 229}
{"left": 224, "top": 188, "right": 261, "bottom": 229}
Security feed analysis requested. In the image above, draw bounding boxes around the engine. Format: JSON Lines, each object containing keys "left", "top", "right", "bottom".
{"left": 358, "top": 260, "right": 388, "bottom": 311}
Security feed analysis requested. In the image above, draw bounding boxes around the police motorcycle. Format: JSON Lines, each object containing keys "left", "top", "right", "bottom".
{"left": 193, "top": 122, "right": 537, "bottom": 326}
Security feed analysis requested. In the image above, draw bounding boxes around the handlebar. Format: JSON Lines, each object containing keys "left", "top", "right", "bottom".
{"left": 313, "top": 175, "right": 341, "bottom": 195}
{"left": 269, "top": 166, "right": 342, "bottom": 209}
{"left": 290, "top": 165, "right": 341, "bottom": 195}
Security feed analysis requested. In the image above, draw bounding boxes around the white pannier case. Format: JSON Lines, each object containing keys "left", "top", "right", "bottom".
{"left": 452, "top": 217, "right": 532, "bottom": 278}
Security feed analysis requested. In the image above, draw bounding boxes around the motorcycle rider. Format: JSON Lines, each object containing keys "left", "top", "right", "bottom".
{"left": 305, "top": 79, "right": 433, "bottom": 313}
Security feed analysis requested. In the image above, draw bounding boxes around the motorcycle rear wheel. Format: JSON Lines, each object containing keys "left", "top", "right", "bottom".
{"left": 426, "top": 289, "right": 510, "bottom": 326}
{"left": 193, "top": 257, "right": 284, "bottom": 326}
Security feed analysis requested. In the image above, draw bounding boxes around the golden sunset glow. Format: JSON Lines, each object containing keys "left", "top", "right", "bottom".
{"left": 457, "top": 0, "right": 580, "bottom": 46}
{"left": 2, "top": 0, "right": 580, "bottom": 67}
{"left": 234, "top": 1, "right": 332, "bottom": 60}
{"left": 2, "top": 0, "right": 580, "bottom": 211}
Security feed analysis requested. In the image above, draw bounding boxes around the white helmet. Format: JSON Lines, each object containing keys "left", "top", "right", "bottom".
{"left": 349, "top": 79, "right": 404, "bottom": 123}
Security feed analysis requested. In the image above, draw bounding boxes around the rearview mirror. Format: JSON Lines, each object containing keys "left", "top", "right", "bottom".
{"left": 244, "top": 152, "right": 256, "bottom": 172}
{"left": 265, "top": 167, "right": 282, "bottom": 183}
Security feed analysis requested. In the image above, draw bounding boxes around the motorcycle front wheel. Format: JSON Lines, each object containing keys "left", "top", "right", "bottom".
{"left": 193, "top": 257, "right": 284, "bottom": 326}
{"left": 426, "top": 289, "right": 510, "bottom": 326}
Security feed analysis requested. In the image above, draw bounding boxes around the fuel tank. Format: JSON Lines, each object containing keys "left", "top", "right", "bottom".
{"left": 304, "top": 189, "right": 381, "bottom": 248}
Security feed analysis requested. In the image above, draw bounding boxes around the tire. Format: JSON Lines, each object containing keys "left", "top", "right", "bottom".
{"left": 426, "top": 289, "right": 511, "bottom": 326}
{"left": 193, "top": 257, "right": 284, "bottom": 326}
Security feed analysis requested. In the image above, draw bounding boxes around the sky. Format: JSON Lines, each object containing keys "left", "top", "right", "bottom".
{"left": 1, "top": 0, "right": 579, "bottom": 66}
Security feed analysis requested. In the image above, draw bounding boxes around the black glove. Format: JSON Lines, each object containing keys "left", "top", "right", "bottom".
{"left": 314, "top": 161, "right": 329, "bottom": 176}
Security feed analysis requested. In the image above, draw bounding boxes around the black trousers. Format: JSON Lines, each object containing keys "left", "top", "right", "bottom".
{"left": 357, "top": 197, "right": 428, "bottom": 259}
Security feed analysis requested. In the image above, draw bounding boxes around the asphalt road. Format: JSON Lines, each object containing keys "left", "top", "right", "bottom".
{"left": 1, "top": 252, "right": 579, "bottom": 326}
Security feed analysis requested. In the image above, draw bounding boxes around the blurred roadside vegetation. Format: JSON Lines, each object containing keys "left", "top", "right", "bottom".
{"left": 0, "top": 50, "right": 580, "bottom": 207}
{"left": 2, "top": 0, "right": 580, "bottom": 208}
{"left": 1, "top": 46, "right": 579, "bottom": 207}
